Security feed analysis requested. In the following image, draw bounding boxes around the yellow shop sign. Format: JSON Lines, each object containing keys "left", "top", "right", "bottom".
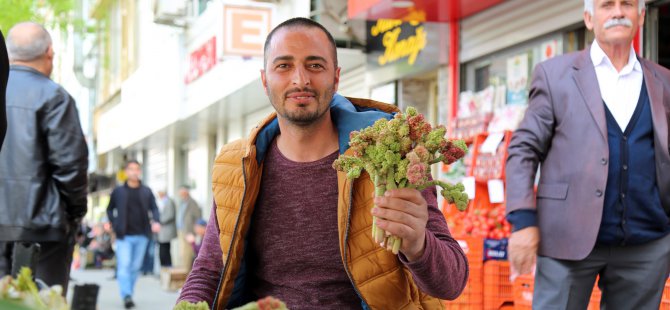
{"left": 368, "top": 19, "right": 427, "bottom": 66}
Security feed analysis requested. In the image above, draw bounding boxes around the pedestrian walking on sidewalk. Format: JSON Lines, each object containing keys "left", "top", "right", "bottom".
{"left": 107, "top": 160, "right": 161, "bottom": 309}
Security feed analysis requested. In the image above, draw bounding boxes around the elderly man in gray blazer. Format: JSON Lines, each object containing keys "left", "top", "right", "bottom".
{"left": 505, "top": 0, "right": 670, "bottom": 309}
{"left": 157, "top": 191, "right": 177, "bottom": 267}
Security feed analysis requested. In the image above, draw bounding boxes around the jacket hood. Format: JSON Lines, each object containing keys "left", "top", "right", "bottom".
{"left": 252, "top": 93, "right": 397, "bottom": 164}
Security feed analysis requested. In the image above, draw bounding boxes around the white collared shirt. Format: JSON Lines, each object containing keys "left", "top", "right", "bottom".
{"left": 590, "top": 40, "right": 644, "bottom": 131}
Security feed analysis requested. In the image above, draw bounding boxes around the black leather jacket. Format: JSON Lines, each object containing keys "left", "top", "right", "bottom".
{"left": 0, "top": 30, "right": 8, "bottom": 150}
{"left": 0, "top": 65, "right": 88, "bottom": 242}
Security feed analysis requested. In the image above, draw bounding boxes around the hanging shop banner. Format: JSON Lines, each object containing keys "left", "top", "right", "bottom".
{"left": 185, "top": 36, "right": 217, "bottom": 84}
{"left": 506, "top": 53, "right": 529, "bottom": 105}
{"left": 366, "top": 19, "right": 428, "bottom": 67}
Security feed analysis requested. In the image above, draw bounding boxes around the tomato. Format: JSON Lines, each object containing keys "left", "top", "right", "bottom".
{"left": 486, "top": 218, "right": 495, "bottom": 228}
{"left": 464, "top": 222, "right": 473, "bottom": 233}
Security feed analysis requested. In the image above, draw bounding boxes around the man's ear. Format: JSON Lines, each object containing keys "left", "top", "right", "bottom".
{"left": 333, "top": 66, "right": 341, "bottom": 93}
{"left": 46, "top": 45, "right": 54, "bottom": 60}
{"left": 260, "top": 69, "right": 268, "bottom": 96}
{"left": 584, "top": 11, "right": 594, "bottom": 31}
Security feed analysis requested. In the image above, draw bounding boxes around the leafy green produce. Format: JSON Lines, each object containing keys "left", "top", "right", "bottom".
{"left": 0, "top": 267, "right": 68, "bottom": 310}
{"left": 333, "top": 107, "right": 469, "bottom": 254}
{"left": 174, "top": 296, "right": 288, "bottom": 310}
{"left": 174, "top": 300, "right": 209, "bottom": 310}
{"left": 232, "top": 296, "right": 288, "bottom": 310}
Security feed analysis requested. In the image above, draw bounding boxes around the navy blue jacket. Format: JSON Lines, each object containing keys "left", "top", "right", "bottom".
{"left": 106, "top": 182, "right": 160, "bottom": 239}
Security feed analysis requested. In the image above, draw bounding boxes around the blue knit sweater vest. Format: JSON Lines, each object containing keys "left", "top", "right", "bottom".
{"left": 598, "top": 79, "right": 670, "bottom": 245}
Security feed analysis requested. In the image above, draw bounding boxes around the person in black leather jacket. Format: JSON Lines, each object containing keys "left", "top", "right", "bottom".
{"left": 0, "top": 22, "right": 88, "bottom": 294}
{"left": 0, "top": 29, "right": 9, "bottom": 150}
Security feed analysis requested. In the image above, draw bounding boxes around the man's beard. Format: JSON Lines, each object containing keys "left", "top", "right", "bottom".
{"left": 271, "top": 87, "right": 334, "bottom": 127}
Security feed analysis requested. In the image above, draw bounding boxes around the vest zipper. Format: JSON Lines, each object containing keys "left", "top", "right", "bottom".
{"left": 342, "top": 180, "right": 371, "bottom": 309}
{"left": 212, "top": 157, "right": 248, "bottom": 310}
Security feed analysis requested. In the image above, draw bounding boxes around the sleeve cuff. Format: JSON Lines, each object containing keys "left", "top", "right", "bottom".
{"left": 398, "top": 231, "right": 434, "bottom": 266}
{"left": 506, "top": 210, "right": 538, "bottom": 232}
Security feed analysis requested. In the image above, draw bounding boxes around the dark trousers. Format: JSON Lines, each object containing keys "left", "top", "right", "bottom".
{"left": 158, "top": 242, "right": 172, "bottom": 267}
{"left": 0, "top": 240, "right": 75, "bottom": 296}
{"left": 0, "top": 242, "right": 11, "bottom": 277}
{"left": 533, "top": 232, "right": 670, "bottom": 310}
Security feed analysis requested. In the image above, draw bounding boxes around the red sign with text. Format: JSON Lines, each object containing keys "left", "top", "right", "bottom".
{"left": 185, "top": 36, "right": 217, "bottom": 84}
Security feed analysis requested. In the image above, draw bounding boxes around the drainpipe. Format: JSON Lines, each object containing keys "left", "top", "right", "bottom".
{"left": 449, "top": 19, "right": 459, "bottom": 118}
{"left": 73, "top": 0, "right": 98, "bottom": 173}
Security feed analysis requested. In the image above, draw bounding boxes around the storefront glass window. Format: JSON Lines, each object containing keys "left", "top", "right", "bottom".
{"left": 458, "top": 28, "right": 585, "bottom": 131}
{"left": 370, "top": 82, "right": 397, "bottom": 106}
{"left": 645, "top": 2, "right": 670, "bottom": 69}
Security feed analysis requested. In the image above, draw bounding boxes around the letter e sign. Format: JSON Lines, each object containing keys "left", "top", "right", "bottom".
{"left": 223, "top": 5, "right": 272, "bottom": 57}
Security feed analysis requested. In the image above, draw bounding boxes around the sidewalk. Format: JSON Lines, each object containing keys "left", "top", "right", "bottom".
{"left": 67, "top": 268, "right": 180, "bottom": 310}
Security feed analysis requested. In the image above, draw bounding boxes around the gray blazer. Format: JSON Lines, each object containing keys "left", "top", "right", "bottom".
{"left": 157, "top": 196, "right": 177, "bottom": 243}
{"left": 179, "top": 197, "right": 202, "bottom": 235}
{"left": 506, "top": 48, "right": 670, "bottom": 260}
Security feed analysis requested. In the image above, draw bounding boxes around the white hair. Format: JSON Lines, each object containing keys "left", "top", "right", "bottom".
{"left": 584, "top": 0, "right": 645, "bottom": 15}
{"left": 6, "top": 22, "right": 52, "bottom": 62}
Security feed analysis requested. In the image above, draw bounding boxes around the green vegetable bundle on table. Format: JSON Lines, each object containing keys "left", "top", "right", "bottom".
{"left": 174, "top": 296, "right": 288, "bottom": 310}
{"left": 0, "top": 267, "right": 68, "bottom": 310}
{"left": 333, "top": 107, "right": 469, "bottom": 254}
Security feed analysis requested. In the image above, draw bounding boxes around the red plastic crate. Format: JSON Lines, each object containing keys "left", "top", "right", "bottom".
{"left": 661, "top": 278, "right": 670, "bottom": 310}
{"left": 454, "top": 235, "right": 484, "bottom": 268}
{"left": 587, "top": 284, "right": 601, "bottom": 310}
{"left": 512, "top": 274, "right": 534, "bottom": 310}
{"left": 444, "top": 265, "right": 483, "bottom": 309}
{"left": 483, "top": 260, "right": 514, "bottom": 310}
{"left": 445, "top": 236, "right": 484, "bottom": 309}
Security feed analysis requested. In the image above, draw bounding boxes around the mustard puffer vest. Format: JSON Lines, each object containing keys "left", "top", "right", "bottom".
{"left": 211, "top": 96, "right": 444, "bottom": 310}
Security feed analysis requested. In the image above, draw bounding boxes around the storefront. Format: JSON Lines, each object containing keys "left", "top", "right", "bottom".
{"left": 457, "top": 0, "right": 587, "bottom": 135}
{"left": 363, "top": 18, "right": 451, "bottom": 125}
{"left": 645, "top": 0, "right": 670, "bottom": 69}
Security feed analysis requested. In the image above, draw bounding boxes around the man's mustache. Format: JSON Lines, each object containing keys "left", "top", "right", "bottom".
{"left": 604, "top": 18, "right": 633, "bottom": 29}
{"left": 284, "top": 88, "right": 318, "bottom": 98}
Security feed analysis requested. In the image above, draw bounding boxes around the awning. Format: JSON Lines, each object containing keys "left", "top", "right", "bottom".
{"left": 348, "top": 0, "right": 506, "bottom": 22}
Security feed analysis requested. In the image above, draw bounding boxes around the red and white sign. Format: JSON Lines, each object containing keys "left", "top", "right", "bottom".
{"left": 540, "top": 39, "right": 559, "bottom": 62}
{"left": 223, "top": 5, "right": 271, "bottom": 57}
{"left": 185, "top": 36, "right": 217, "bottom": 84}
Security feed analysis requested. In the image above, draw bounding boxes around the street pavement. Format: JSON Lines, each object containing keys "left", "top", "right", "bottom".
{"left": 67, "top": 268, "right": 180, "bottom": 310}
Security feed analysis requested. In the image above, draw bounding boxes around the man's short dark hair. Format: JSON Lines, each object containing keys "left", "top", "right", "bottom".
{"left": 263, "top": 17, "right": 338, "bottom": 69}
{"left": 124, "top": 159, "right": 140, "bottom": 169}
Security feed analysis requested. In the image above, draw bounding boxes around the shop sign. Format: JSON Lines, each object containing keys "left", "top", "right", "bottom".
{"left": 540, "top": 39, "right": 559, "bottom": 62}
{"left": 506, "top": 53, "right": 529, "bottom": 105}
{"left": 223, "top": 5, "right": 272, "bottom": 57}
{"left": 366, "top": 19, "right": 427, "bottom": 67}
{"left": 185, "top": 36, "right": 217, "bottom": 84}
